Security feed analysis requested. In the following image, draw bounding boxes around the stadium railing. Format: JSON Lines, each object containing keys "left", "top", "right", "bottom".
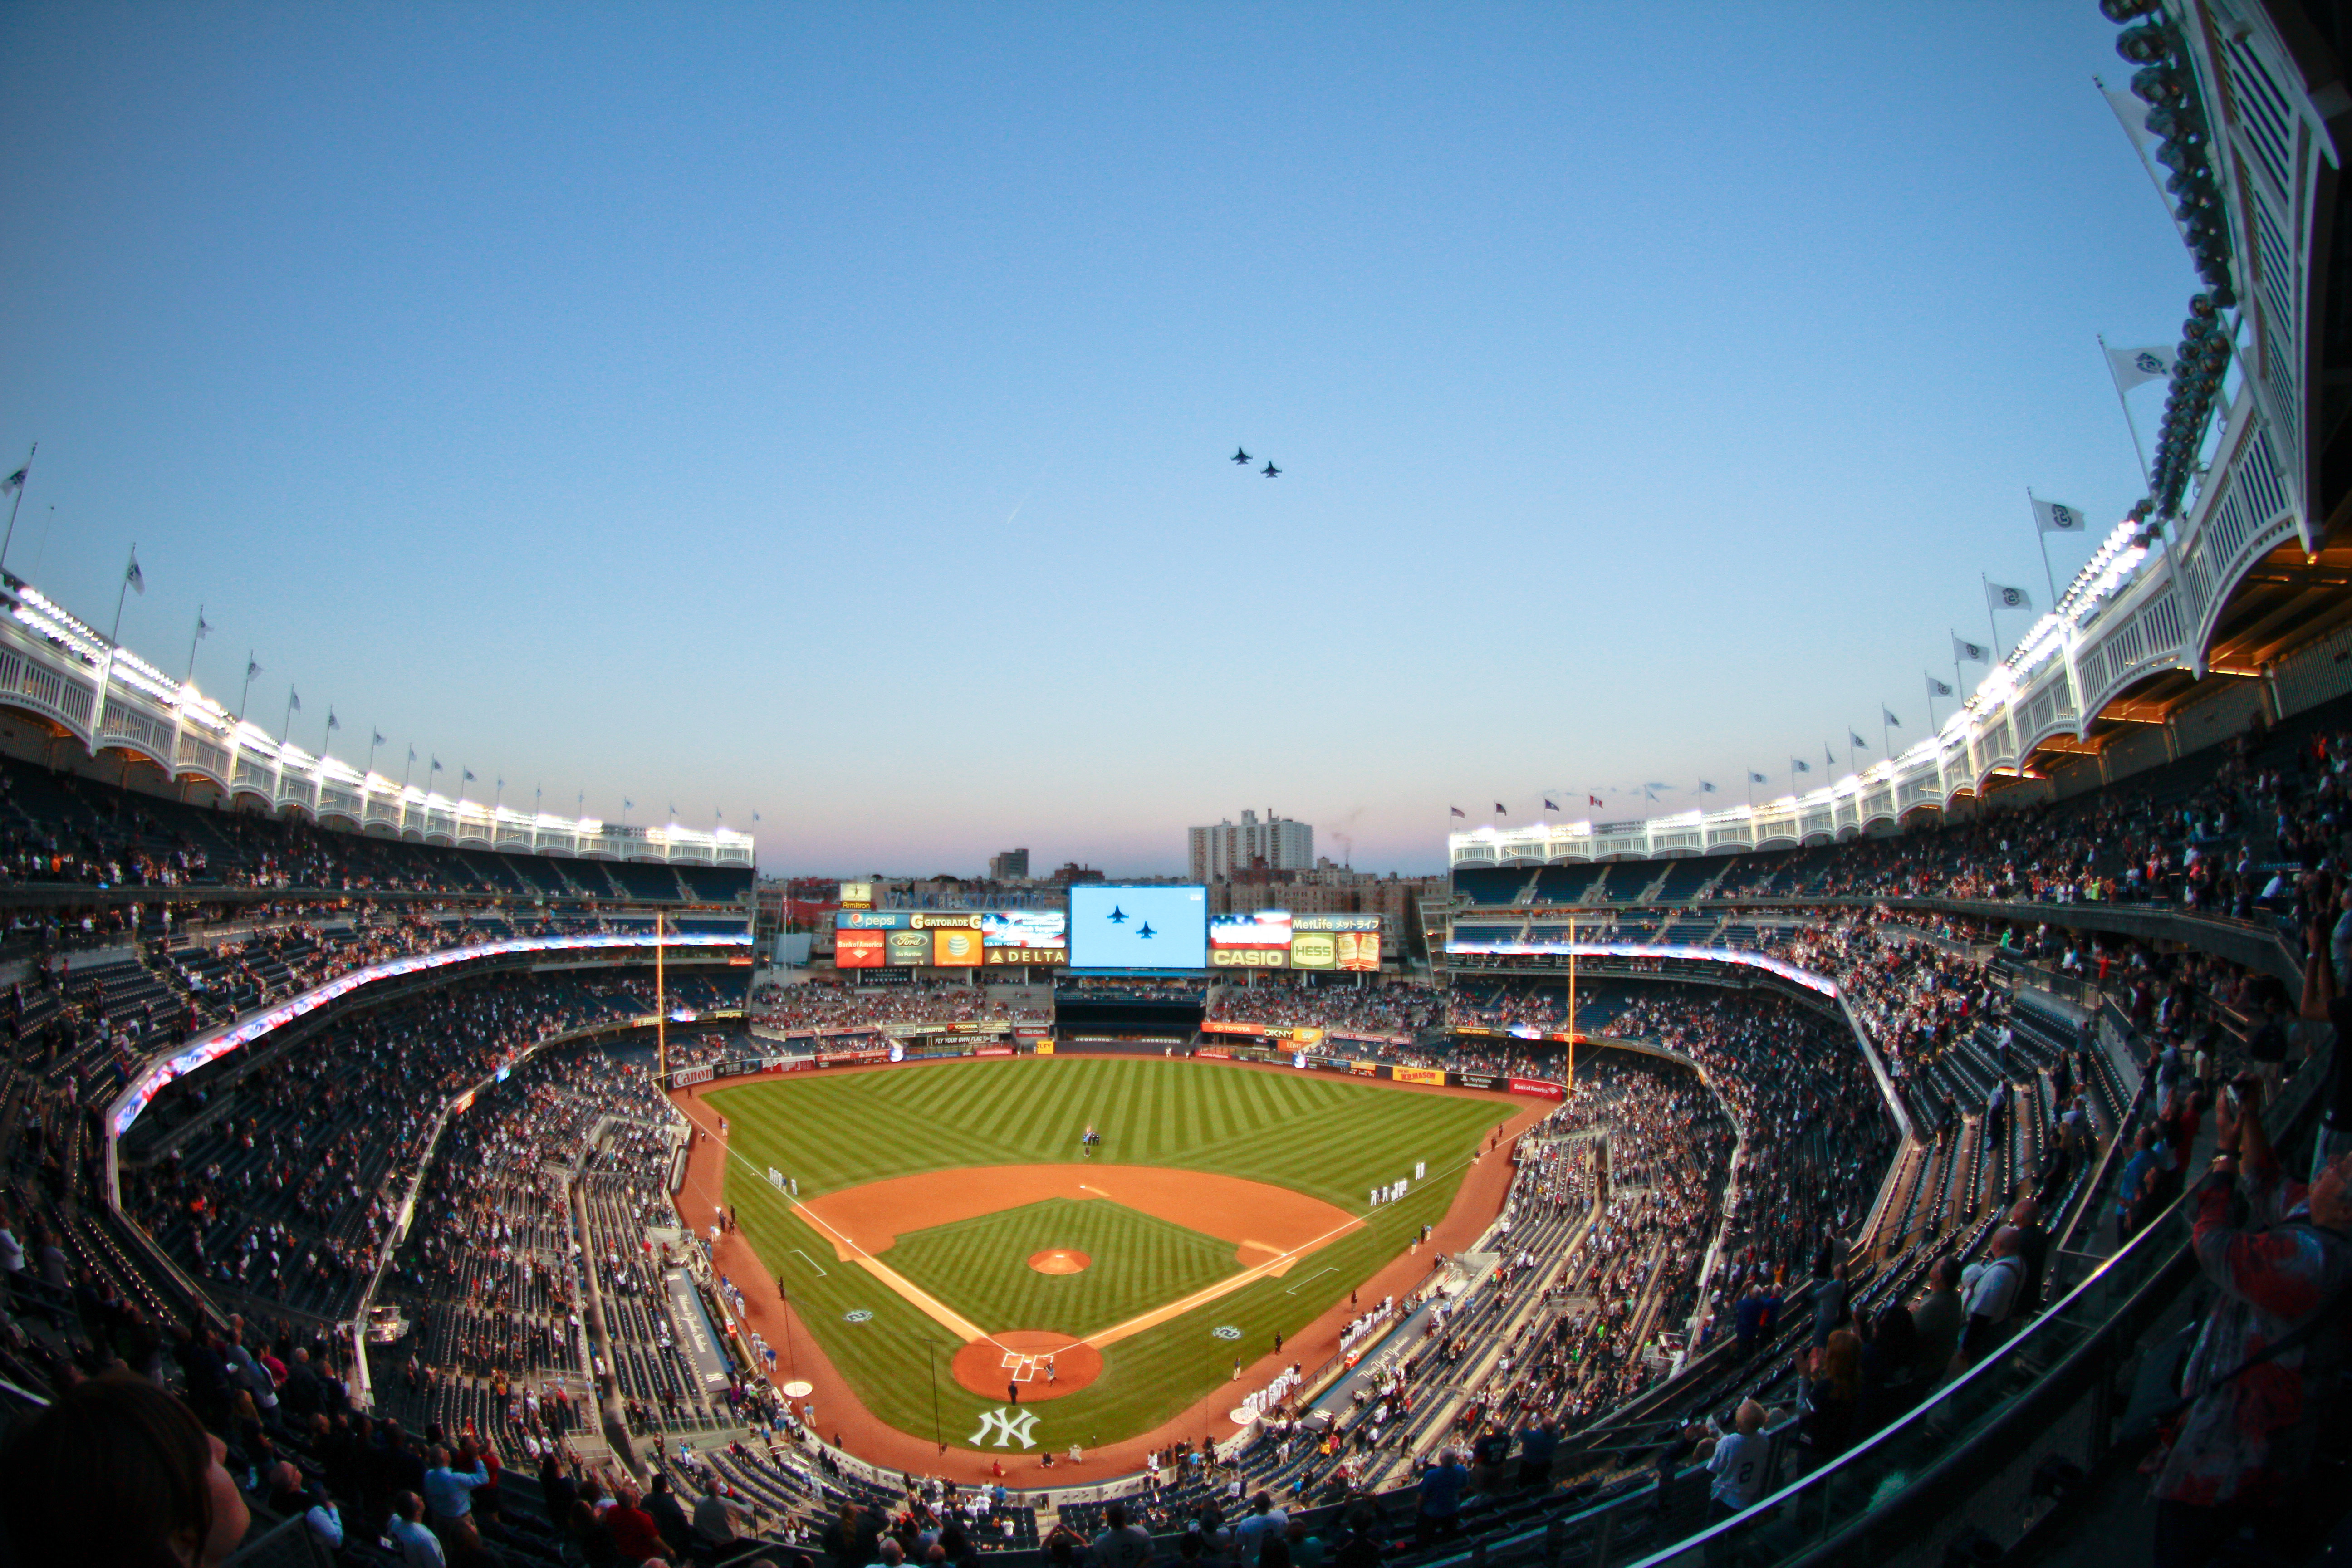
{"left": 1389, "top": 1027, "right": 2335, "bottom": 1568}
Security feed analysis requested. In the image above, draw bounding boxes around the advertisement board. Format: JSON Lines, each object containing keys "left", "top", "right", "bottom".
{"left": 1210, "top": 910, "right": 1292, "bottom": 958}
{"left": 930, "top": 927, "right": 984, "bottom": 966}
{"left": 1337, "top": 931, "right": 1382, "bottom": 971}
{"left": 981, "top": 910, "right": 1067, "bottom": 950}
{"left": 837, "top": 910, "right": 911, "bottom": 929}
{"left": 1294, "top": 914, "right": 1382, "bottom": 931}
{"left": 834, "top": 931, "right": 888, "bottom": 969}
{"left": 1510, "top": 1077, "right": 1567, "bottom": 1099}
{"left": 839, "top": 882, "right": 874, "bottom": 909}
{"left": 1202, "top": 1019, "right": 1325, "bottom": 1046}
{"left": 886, "top": 930, "right": 932, "bottom": 967}
{"left": 1289, "top": 931, "right": 1337, "bottom": 970}
{"left": 1068, "top": 885, "right": 1209, "bottom": 970}
{"left": 1392, "top": 1066, "right": 1446, "bottom": 1086}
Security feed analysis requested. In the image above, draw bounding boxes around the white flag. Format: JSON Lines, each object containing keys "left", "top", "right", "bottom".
{"left": 2032, "top": 497, "right": 2089, "bottom": 534}
{"left": 125, "top": 552, "right": 145, "bottom": 596}
{"left": 1987, "top": 581, "right": 2033, "bottom": 614}
{"left": 1953, "top": 635, "right": 1991, "bottom": 665}
{"left": 2106, "top": 343, "right": 2175, "bottom": 393}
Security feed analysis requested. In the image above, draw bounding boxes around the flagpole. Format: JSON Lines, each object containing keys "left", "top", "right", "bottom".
{"left": 2029, "top": 489, "right": 2059, "bottom": 605}
{"left": 1882, "top": 711, "right": 1892, "bottom": 763}
{"left": 238, "top": 653, "right": 258, "bottom": 724}
{"left": 1926, "top": 674, "right": 1940, "bottom": 734}
{"left": 277, "top": 688, "right": 297, "bottom": 802}
{"left": 2098, "top": 333, "right": 2156, "bottom": 490}
{"left": 1982, "top": 575, "right": 2003, "bottom": 662}
{"left": 95, "top": 544, "right": 136, "bottom": 738}
{"left": 366, "top": 733, "right": 380, "bottom": 779}
{"left": 0, "top": 444, "right": 34, "bottom": 574}
{"left": 172, "top": 606, "right": 205, "bottom": 789}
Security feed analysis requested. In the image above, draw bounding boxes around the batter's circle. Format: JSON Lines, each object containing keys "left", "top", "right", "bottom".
{"left": 950, "top": 1330, "right": 1104, "bottom": 1404}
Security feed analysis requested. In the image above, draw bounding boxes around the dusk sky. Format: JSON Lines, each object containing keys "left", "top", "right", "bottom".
{"left": 1, "top": 5, "right": 2200, "bottom": 877}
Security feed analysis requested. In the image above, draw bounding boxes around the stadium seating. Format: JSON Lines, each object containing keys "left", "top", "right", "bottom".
{"left": 0, "top": 649, "right": 2334, "bottom": 1568}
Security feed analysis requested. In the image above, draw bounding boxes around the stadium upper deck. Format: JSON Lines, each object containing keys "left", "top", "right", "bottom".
{"left": 0, "top": 570, "right": 752, "bottom": 870}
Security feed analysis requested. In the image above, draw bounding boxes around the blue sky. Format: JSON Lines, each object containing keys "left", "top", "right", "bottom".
{"left": 0, "top": 4, "right": 2199, "bottom": 876}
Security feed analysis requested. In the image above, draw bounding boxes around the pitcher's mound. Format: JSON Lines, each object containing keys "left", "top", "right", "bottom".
{"left": 951, "top": 1330, "right": 1102, "bottom": 1403}
{"left": 1028, "top": 1249, "right": 1090, "bottom": 1274}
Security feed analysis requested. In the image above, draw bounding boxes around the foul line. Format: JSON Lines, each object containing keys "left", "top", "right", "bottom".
{"left": 675, "top": 1094, "right": 994, "bottom": 1348}
{"left": 789, "top": 1248, "right": 830, "bottom": 1278}
{"left": 672, "top": 1083, "right": 1540, "bottom": 1364}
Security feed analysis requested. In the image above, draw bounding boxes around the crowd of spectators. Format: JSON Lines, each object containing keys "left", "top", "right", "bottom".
{"left": 1206, "top": 976, "right": 1439, "bottom": 1035}
{"left": 749, "top": 979, "right": 1050, "bottom": 1030}
{"left": 125, "top": 973, "right": 708, "bottom": 1321}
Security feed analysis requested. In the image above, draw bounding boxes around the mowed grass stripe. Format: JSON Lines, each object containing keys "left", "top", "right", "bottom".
{"left": 886, "top": 1198, "right": 1235, "bottom": 1339}
{"left": 706, "top": 1058, "right": 1509, "bottom": 1446}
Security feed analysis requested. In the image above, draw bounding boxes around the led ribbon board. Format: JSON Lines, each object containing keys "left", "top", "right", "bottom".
{"left": 1438, "top": 940, "right": 1839, "bottom": 998}
{"left": 108, "top": 931, "right": 749, "bottom": 1136}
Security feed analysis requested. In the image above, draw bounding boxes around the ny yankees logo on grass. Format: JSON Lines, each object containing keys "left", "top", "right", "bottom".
{"left": 968, "top": 1406, "right": 1040, "bottom": 1449}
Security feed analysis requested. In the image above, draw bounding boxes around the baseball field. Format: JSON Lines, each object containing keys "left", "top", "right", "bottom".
{"left": 698, "top": 1055, "right": 1513, "bottom": 1456}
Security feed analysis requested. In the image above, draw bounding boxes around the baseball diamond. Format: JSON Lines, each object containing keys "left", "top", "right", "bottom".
{"left": 680, "top": 1054, "right": 1524, "bottom": 1464}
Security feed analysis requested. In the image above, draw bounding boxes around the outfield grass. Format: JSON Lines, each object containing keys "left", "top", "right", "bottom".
{"left": 885, "top": 1197, "right": 1235, "bottom": 1340}
{"left": 706, "top": 1056, "right": 1509, "bottom": 1451}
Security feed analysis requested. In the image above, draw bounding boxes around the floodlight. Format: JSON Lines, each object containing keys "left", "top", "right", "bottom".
{"left": 2132, "top": 64, "right": 2187, "bottom": 106}
{"left": 2116, "top": 22, "right": 2174, "bottom": 64}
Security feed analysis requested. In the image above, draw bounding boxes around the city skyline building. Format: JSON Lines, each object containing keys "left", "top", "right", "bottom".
{"left": 1188, "top": 809, "right": 1313, "bottom": 883}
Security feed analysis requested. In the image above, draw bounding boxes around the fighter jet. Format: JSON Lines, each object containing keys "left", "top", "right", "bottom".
{"left": 1138, "top": 922, "right": 1156, "bottom": 939}
{"left": 1107, "top": 906, "right": 1127, "bottom": 924}
{"left": 1261, "top": 461, "right": 1281, "bottom": 478}
{"left": 1231, "top": 447, "right": 1251, "bottom": 466}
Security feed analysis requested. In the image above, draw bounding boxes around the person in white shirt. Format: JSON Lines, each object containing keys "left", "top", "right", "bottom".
{"left": 1233, "top": 1493, "right": 1289, "bottom": 1559}
{"left": 1705, "top": 1400, "right": 1770, "bottom": 1524}
{"left": 389, "top": 1491, "right": 446, "bottom": 1568}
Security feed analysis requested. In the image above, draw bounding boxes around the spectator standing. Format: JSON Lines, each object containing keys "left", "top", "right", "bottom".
{"left": 1955, "top": 1229, "right": 2027, "bottom": 1369}
{"left": 1092, "top": 1501, "right": 1154, "bottom": 1568}
{"left": 2152, "top": 1090, "right": 2352, "bottom": 1568}
{"left": 388, "top": 1491, "right": 446, "bottom": 1567}
{"left": 1910, "top": 1257, "right": 1965, "bottom": 1378}
{"left": 1704, "top": 1400, "right": 1771, "bottom": 1542}
{"left": 1413, "top": 1449, "right": 1468, "bottom": 1546}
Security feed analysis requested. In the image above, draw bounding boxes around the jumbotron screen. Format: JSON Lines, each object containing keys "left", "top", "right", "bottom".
{"left": 1067, "top": 885, "right": 1209, "bottom": 970}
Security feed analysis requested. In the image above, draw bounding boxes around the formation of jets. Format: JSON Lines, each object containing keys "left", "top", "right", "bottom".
{"left": 1104, "top": 905, "right": 1156, "bottom": 938}
{"left": 1231, "top": 447, "right": 1279, "bottom": 478}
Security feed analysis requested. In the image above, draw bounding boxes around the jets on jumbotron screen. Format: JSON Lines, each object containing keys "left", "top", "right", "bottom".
{"left": 1068, "top": 885, "right": 1208, "bottom": 970}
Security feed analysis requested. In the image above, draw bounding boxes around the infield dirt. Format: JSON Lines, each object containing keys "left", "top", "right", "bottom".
{"left": 670, "top": 1055, "right": 1551, "bottom": 1485}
